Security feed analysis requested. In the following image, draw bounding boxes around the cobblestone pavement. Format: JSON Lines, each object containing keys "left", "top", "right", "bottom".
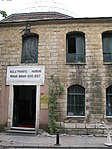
{"left": 0, "top": 132, "right": 111, "bottom": 148}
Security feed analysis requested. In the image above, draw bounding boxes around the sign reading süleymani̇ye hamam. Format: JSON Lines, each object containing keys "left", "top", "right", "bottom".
{"left": 6, "top": 66, "right": 45, "bottom": 85}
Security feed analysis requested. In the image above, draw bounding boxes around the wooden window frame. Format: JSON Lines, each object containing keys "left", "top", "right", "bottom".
{"left": 66, "top": 32, "right": 85, "bottom": 63}
{"left": 102, "top": 32, "right": 112, "bottom": 63}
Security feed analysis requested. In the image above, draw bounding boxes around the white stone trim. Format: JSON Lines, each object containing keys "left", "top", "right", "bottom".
{"left": 7, "top": 85, "right": 40, "bottom": 130}
{"left": 7, "top": 85, "right": 13, "bottom": 128}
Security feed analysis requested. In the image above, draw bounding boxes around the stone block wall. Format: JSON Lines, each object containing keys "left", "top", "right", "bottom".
{"left": 0, "top": 19, "right": 112, "bottom": 133}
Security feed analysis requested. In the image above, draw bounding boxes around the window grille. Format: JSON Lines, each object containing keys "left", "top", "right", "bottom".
{"left": 106, "top": 86, "right": 112, "bottom": 116}
{"left": 21, "top": 34, "right": 38, "bottom": 63}
{"left": 67, "top": 85, "right": 85, "bottom": 116}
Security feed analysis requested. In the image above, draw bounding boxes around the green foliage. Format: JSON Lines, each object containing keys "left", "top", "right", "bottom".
{"left": 48, "top": 75, "right": 64, "bottom": 134}
{"left": 0, "top": 10, "right": 7, "bottom": 18}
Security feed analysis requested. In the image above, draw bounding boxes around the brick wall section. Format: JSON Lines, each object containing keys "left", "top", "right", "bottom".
{"left": 0, "top": 19, "right": 112, "bottom": 133}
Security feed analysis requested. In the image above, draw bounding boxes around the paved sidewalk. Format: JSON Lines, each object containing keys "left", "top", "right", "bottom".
{"left": 0, "top": 132, "right": 111, "bottom": 148}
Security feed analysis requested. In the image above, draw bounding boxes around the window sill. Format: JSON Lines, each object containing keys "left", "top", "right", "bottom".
{"left": 106, "top": 116, "right": 112, "bottom": 118}
{"left": 103, "top": 62, "right": 112, "bottom": 65}
{"left": 66, "top": 62, "right": 86, "bottom": 65}
{"left": 19, "top": 63, "right": 38, "bottom": 66}
{"left": 67, "top": 116, "right": 85, "bottom": 118}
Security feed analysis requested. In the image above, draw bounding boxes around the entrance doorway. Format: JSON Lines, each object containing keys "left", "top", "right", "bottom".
{"left": 13, "top": 86, "right": 36, "bottom": 128}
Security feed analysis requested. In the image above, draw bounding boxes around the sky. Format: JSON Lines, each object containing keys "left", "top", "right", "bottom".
{"left": 1, "top": 0, "right": 112, "bottom": 19}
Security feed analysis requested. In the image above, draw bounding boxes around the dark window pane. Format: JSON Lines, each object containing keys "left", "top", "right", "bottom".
{"left": 103, "top": 37, "right": 111, "bottom": 52}
{"left": 68, "top": 38, "right": 76, "bottom": 53}
{"left": 108, "top": 87, "right": 112, "bottom": 94}
{"left": 76, "top": 37, "right": 84, "bottom": 53}
{"left": 21, "top": 36, "right": 38, "bottom": 63}
{"left": 67, "top": 85, "right": 85, "bottom": 116}
{"left": 103, "top": 54, "right": 111, "bottom": 62}
{"left": 66, "top": 53, "right": 76, "bottom": 63}
{"left": 106, "top": 86, "right": 112, "bottom": 116}
{"left": 76, "top": 54, "right": 84, "bottom": 63}
{"left": 102, "top": 33, "right": 112, "bottom": 62}
{"left": 66, "top": 32, "right": 85, "bottom": 63}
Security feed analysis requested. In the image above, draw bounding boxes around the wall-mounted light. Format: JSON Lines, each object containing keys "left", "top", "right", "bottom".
{"left": 23, "top": 23, "right": 31, "bottom": 35}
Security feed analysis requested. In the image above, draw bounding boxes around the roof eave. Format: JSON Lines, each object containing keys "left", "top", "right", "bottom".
{"left": 1, "top": 16, "right": 112, "bottom": 26}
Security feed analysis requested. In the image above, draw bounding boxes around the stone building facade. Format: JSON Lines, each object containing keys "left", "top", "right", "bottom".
{"left": 0, "top": 12, "right": 112, "bottom": 134}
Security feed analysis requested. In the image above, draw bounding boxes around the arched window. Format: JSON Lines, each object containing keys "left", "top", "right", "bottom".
{"left": 67, "top": 85, "right": 85, "bottom": 116}
{"left": 102, "top": 31, "right": 112, "bottom": 62}
{"left": 66, "top": 31, "right": 85, "bottom": 63}
{"left": 21, "top": 34, "right": 38, "bottom": 63}
{"left": 106, "top": 86, "right": 112, "bottom": 116}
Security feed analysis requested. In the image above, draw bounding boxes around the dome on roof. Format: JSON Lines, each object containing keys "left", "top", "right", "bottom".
{"left": 15, "top": 0, "right": 78, "bottom": 18}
